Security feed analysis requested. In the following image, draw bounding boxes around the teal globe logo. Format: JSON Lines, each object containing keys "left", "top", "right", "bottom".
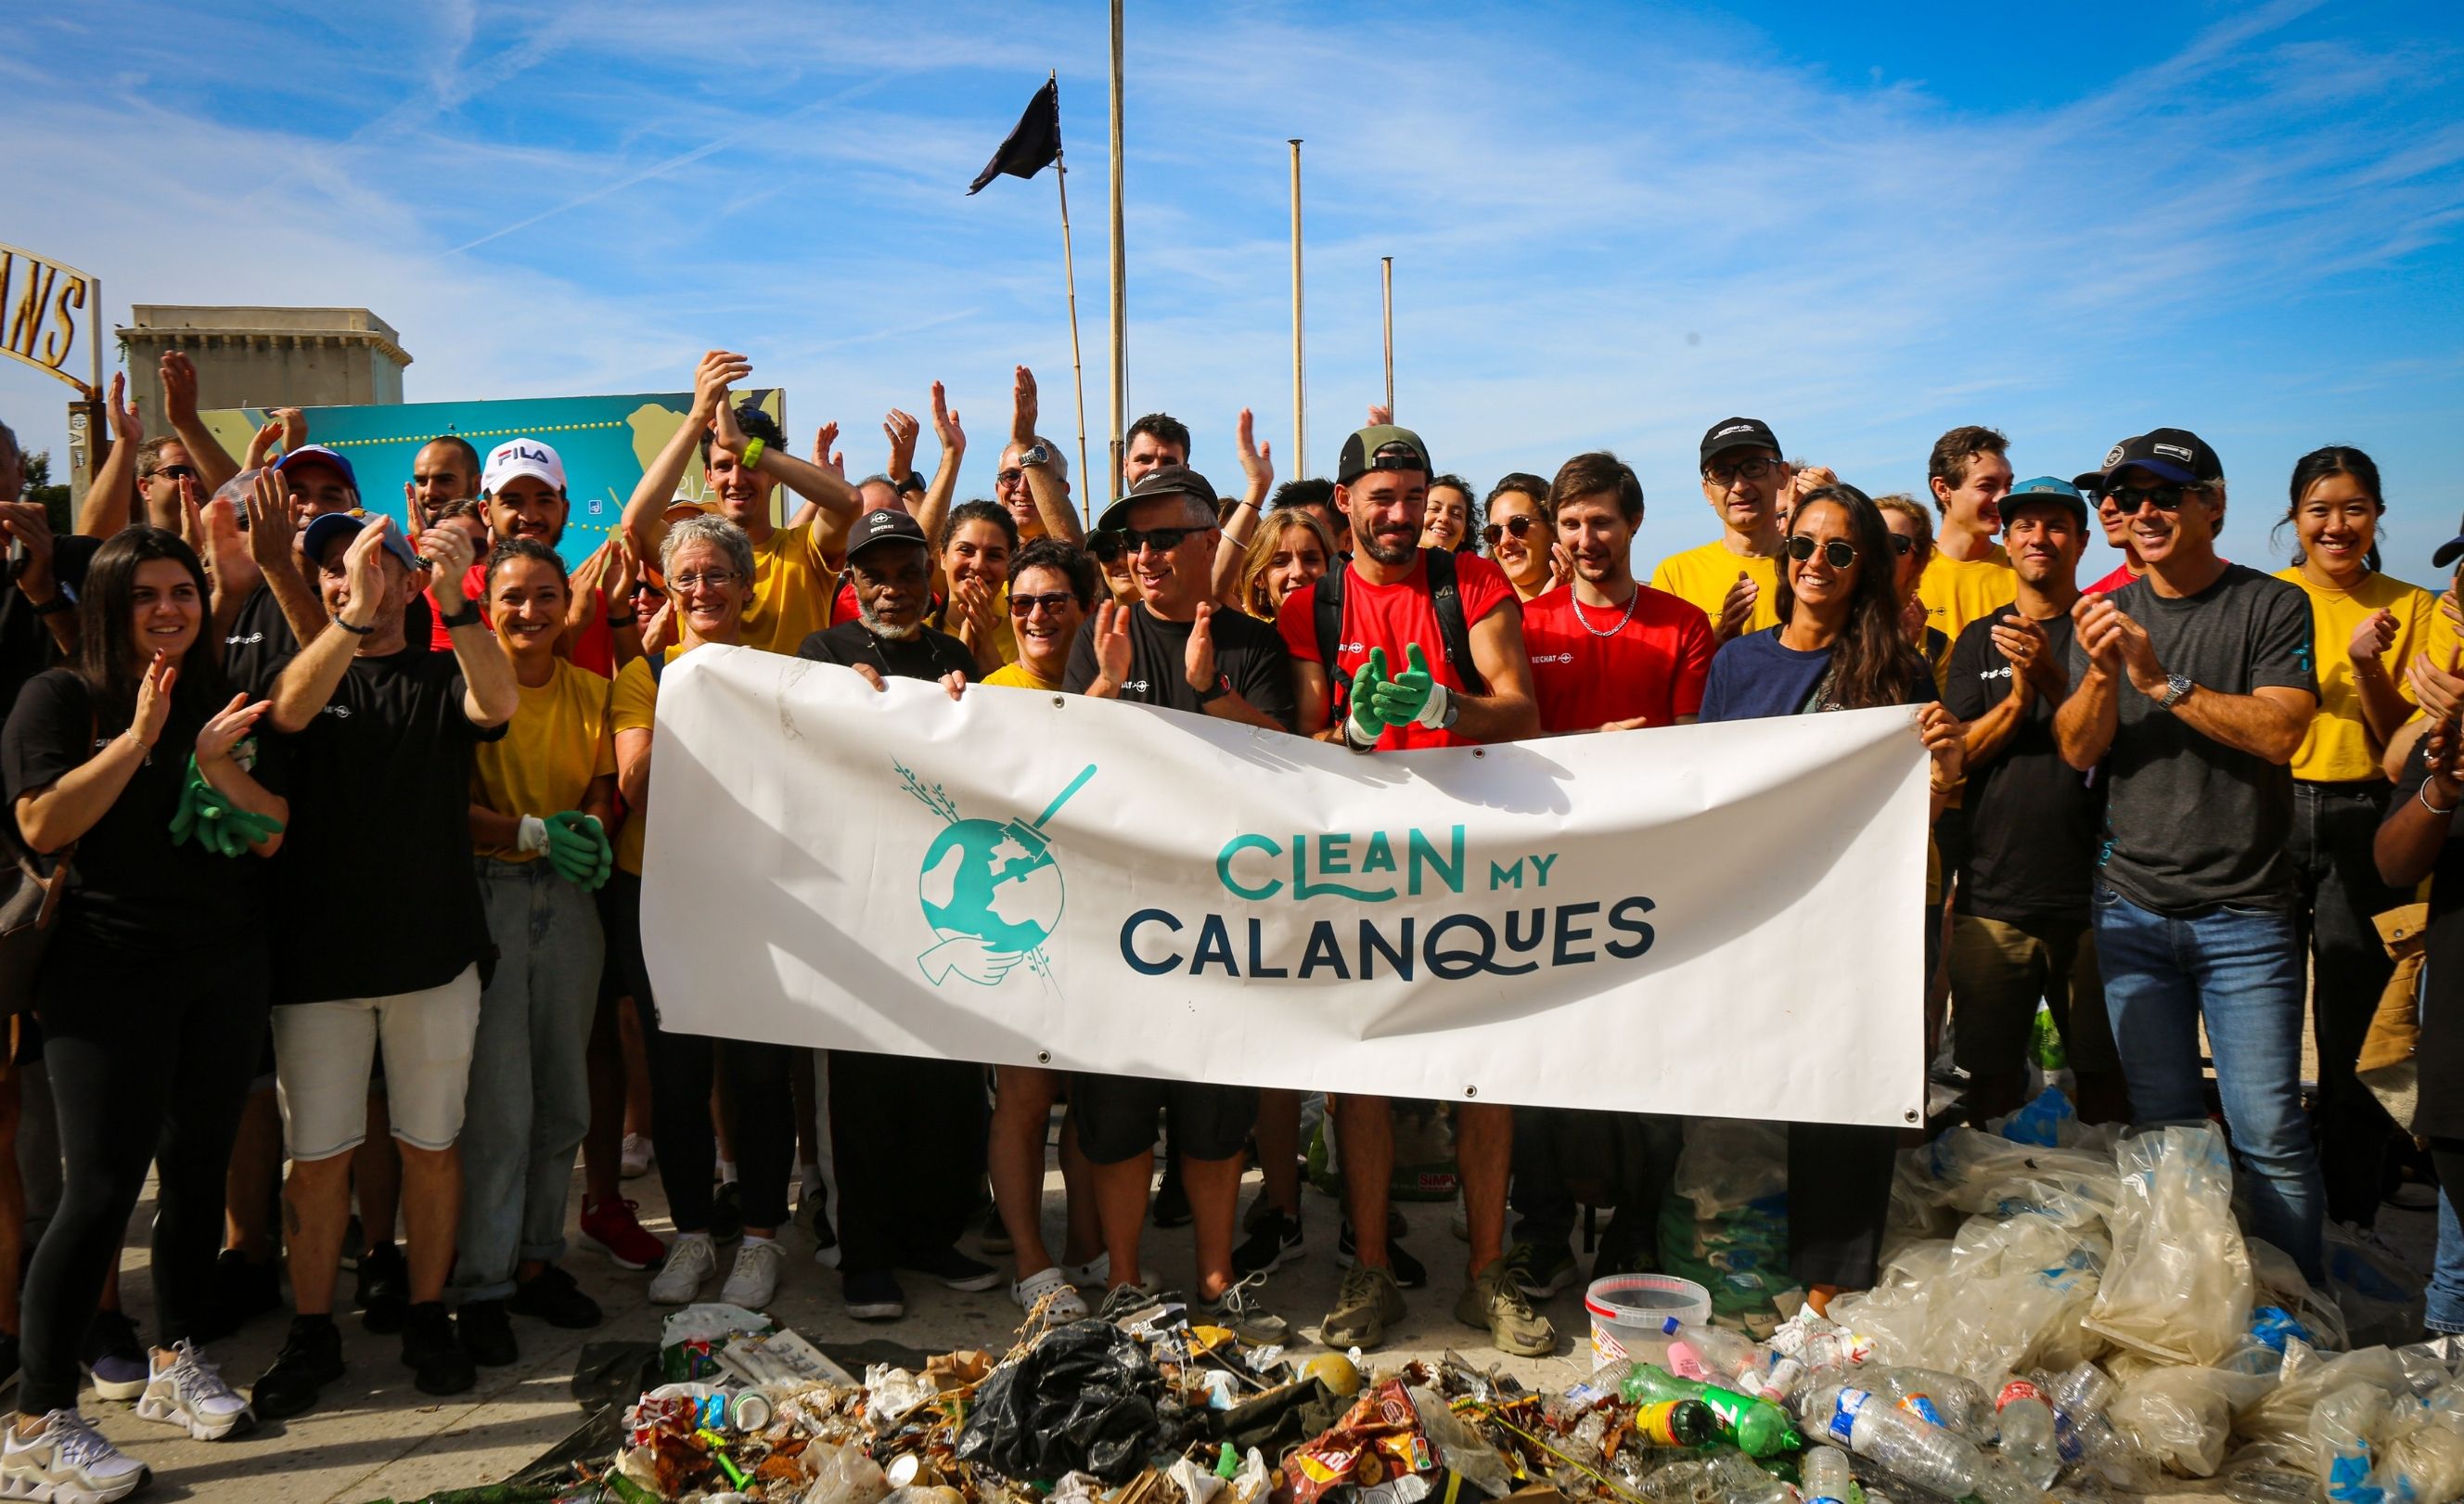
{"left": 900, "top": 761, "right": 1094, "bottom": 988}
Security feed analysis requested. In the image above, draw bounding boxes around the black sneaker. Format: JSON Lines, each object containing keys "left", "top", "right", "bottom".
{"left": 82, "top": 1309, "right": 149, "bottom": 1402}
{"left": 1151, "top": 1161, "right": 1192, "bottom": 1229}
{"left": 903, "top": 1244, "right": 1002, "bottom": 1292}
{"left": 708, "top": 1182, "right": 745, "bottom": 1242}
{"left": 1338, "top": 1216, "right": 1427, "bottom": 1289}
{"left": 355, "top": 1241, "right": 409, "bottom": 1335}
{"left": 202, "top": 1250, "right": 282, "bottom": 1340}
{"left": 251, "top": 1315, "right": 345, "bottom": 1420}
{"left": 456, "top": 1299, "right": 518, "bottom": 1367}
{"left": 507, "top": 1265, "right": 603, "bottom": 1330}
{"left": 843, "top": 1269, "right": 905, "bottom": 1321}
{"left": 1233, "top": 1210, "right": 1305, "bottom": 1278}
{"left": 402, "top": 1301, "right": 477, "bottom": 1395}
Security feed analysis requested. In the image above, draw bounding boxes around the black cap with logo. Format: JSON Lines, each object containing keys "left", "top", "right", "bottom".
{"left": 2071, "top": 428, "right": 2223, "bottom": 495}
{"left": 844, "top": 506, "right": 930, "bottom": 560}
{"left": 1700, "top": 417, "right": 1782, "bottom": 467}
{"left": 1096, "top": 464, "right": 1222, "bottom": 533}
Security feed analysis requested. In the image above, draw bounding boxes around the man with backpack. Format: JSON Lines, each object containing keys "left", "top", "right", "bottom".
{"left": 1276, "top": 424, "right": 1547, "bottom": 1356}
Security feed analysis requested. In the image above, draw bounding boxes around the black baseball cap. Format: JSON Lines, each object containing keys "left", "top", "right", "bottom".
{"left": 844, "top": 506, "right": 929, "bottom": 560}
{"left": 1336, "top": 425, "right": 1432, "bottom": 484}
{"left": 1096, "top": 464, "right": 1221, "bottom": 533}
{"left": 1700, "top": 417, "right": 1781, "bottom": 467}
{"left": 2072, "top": 428, "right": 2223, "bottom": 495}
{"left": 2432, "top": 518, "right": 2464, "bottom": 571}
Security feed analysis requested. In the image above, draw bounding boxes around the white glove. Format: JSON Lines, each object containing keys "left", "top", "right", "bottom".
{"left": 516, "top": 814, "right": 551, "bottom": 855}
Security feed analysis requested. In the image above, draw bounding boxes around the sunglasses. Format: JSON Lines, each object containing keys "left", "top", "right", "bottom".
{"left": 1482, "top": 515, "right": 1538, "bottom": 547}
{"left": 150, "top": 464, "right": 200, "bottom": 482}
{"left": 1888, "top": 533, "right": 1914, "bottom": 557}
{"left": 995, "top": 468, "right": 1026, "bottom": 487}
{"left": 1118, "top": 525, "right": 1204, "bottom": 555}
{"left": 1087, "top": 530, "right": 1126, "bottom": 563}
{"left": 2106, "top": 482, "right": 2190, "bottom": 513}
{"left": 1787, "top": 534, "right": 1859, "bottom": 569}
{"left": 1007, "top": 591, "right": 1077, "bottom": 617}
{"left": 1705, "top": 456, "right": 1780, "bottom": 487}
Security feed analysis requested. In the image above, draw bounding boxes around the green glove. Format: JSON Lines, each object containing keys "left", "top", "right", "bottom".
{"left": 1346, "top": 647, "right": 1392, "bottom": 745}
{"left": 544, "top": 811, "right": 612, "bottom": 892}
{"left": 209, "top": 805, "right": 285, "bottom": 855}
{"left": 1368, "top": 643, "right": 1446, "bottom": 730}
{"left": 168, "top": 765, "right": 204, "bottom": 846}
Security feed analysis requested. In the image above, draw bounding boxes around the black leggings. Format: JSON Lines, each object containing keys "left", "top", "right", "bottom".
{"left": 600, "top": 873, "right": 796, "bottom": 1233}
{"left": 19, "top": 936, "right": 269, "bottom": 1415}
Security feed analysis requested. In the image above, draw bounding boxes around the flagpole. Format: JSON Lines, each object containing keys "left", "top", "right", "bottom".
{"left": 1289, "top": 139, "right": 1305, "bottom": 481}
{"left": 1051, "top": 72, "right": 1092, "bottom": 521}
{"left": 1381, "top": 256, "right": 1394, "bottom": 418}
{"left": 1107, "top": 0, "right": 1126, "bottom": 492}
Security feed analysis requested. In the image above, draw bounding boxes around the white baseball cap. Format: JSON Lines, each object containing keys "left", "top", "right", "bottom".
{"left": 482, "top": 437, "right": 566, "bottom": 496}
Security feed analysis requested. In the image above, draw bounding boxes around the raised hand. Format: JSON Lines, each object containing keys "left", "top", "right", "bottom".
{"left": 2410, "top": 649, "right": 2464, "bottom": 724}
{"left": 275, "top": 406, "right": 306, "bottom": 452}
{"left": 1235, "top": 409, "right": 1272, "bottom": 491}
{"left": 692, "top": 351, "right": 751, "bottom": 422}
{"left": 883, "top": 409, "right": 920, "bottom": 480}
{"left": 606, "top": 531, "right": 641, "bottom": 606}
{"left": 811, "top": 421, "right": 845, "bottom": 479}
{"left": 1716, "top": 572, "right": 1758, "bottom": 641}
{"left": 200, "top": 485, "right": 256, "bottom": 598}
{"left": 160, "top": 352, "right": 200, "bottom": 427}
{"left": 1186, "top": 601, "right": 1221, "bottom": 693}
{"left": 1548, "top": 541, "right": 1576, "bottom": 592}
{"left": 340, "top": 516, "right": 395, "bottom": 625}
{"left": 2350, "top": 608, "right": 2399, "bottom": 666}
{"left": 108, "top": 371, "right": 143, "bottom": 443}
{"left": 1092, "top": 599, "right": 1132, "bottom": 687}
{"left": 1367, "top": 404, "right": 1392, "bottom": 427}
{"left": 2073, "top": 595, "right": 2127, "bottom": 677}
{"left": 1010, "top": 366, "right": 1039, "bottom": 446}
{"left": 418, "top": 521, "right": 478, "bottom": 605}
{"left": 1918, "top": 702, "right": 1966, "bottom": 781}
{"left": 196, "top": 693, "right": 270, "bottom": 765}
{"left": 2426, "top": 717, "right": 2463, "bottom": 799}
{"left": 1991, "top": 613, "right": 2056, "bottom": 697}
{"left": 930, "top": 380, "right": 965, "bottom": 460}
{"left": 245, "top": 466, "right": 296, "bottom": 572}
{"left": 133, "top": 650, "right": 178, "bottom": 750}
{"left": 1369, "top": 642, "right": 1439, "bottom": 727}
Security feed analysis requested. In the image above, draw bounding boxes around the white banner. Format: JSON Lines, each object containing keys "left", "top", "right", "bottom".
{"left": 641, "top": 647, "right": 1931, "bottom": 1126}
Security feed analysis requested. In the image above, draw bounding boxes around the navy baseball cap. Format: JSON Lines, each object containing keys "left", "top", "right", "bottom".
{"left": 2002, "top": 476, "right": 2088, "bottom": 528}
{"left": 2073, "top": 428, "right": 2222, "bottom": 494}
{"left": 2432, "top": 520, "right": 2464, "bottom": 571}
{"left": 276, "top": 444, "right": 359, "bottom": 494}
{"left": 302, "top": 510, "right": 419, "bottom": 572}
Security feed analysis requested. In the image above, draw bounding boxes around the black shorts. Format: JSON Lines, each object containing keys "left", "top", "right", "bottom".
{"left": 1070, "top": 1073, "right": 1257, "bottom": 1166}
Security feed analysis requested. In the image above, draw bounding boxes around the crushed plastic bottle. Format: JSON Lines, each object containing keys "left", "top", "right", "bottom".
{"left": 1970, "top": 1451, "right": 2051, "bottom": 1504}
{"left": 1706, "top": 1449, "right": 1795, "bottom": 1504}
{"left": 1801, "top": 1446, "right": 1855, "bottom": 1504}
{"left": 1634, "top": 1458, "right": 1720, "bottom": 1504}
{"left": 1993, "top": 1379, "right": 2062, "bottom": 1489}
{"left": 1662, "top": 1318, "right": 1784, "bottom": 1403}
{"left": 1867, "top": 1367, "right": 1988, "bottom": 1436}
{"left": 1798, "top": 1384, "right": 1984, "bottom": 1500}
{"left": 2221, "top": 1462, "right": 2320, "bottom": 1504}
{"left": 1624, "top": 1363, "right": 1803, "bottom": 1458}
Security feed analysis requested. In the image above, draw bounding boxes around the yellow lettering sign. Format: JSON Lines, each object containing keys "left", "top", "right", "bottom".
{"left": 0, "top": 242, "right": 97, "bottom": 392}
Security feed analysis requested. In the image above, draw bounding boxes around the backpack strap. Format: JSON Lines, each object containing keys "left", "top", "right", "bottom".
{"left": 648, "top": 648, "right": 670, "bottom": 686}
{"left": 1423, "top": 548, "right": 1490, "bottom": 697}
{"left": 1315, "top": 563, "right": 1350, "bottom": 716}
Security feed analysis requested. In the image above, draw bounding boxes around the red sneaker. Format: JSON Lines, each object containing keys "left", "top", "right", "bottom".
{"left": 580, "top": 1196, "right": 668, "bottom": 1271}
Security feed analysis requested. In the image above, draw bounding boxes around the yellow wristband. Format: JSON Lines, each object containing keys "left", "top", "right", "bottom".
{"left": 738, "top": 437, "right": 766, "bottom": 470}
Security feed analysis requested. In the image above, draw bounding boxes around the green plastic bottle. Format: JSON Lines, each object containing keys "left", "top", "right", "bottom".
{"left": 2030, "top": 1002, "right": 2068, "bottom": 1072}
{"left": 1621, "top": 1363, "right": 1803, "bottom": 1458}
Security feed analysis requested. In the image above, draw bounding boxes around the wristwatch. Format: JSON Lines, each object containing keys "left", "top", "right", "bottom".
{"left": 2158, "top": 674, "right": 2194, "bottom": 710}
{"left": 1196, "top": 675, "right": 1230, "bottom": 704}
{"left": 895, "top": 470, "right": 926, "bottom": 494}
{"left": 1020, "top": 443, "right": 1052, "bottom": 469}
{"left": 439, "top": 600, "right": 484, "bottom": 630}
{"left": 1439, "top": 695, "right": 1462, "bottom": 731}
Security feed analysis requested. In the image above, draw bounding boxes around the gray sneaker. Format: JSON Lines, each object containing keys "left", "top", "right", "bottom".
{"left": 1320, "top": 1263, "right": 1405, "bottom": 1348}
{"left": 1201, "top": 1274, "right": 1289, "bottom": 1346}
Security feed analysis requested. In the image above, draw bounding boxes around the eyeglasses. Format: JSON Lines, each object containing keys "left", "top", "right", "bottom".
{"left": 1482, "top": 515, "right": 1537, "bottom": 548}
{"left": 1888, "top": 534, "right": 1914, "bottom": 557}
{"left": 1119, "top": 525, "right": 1203, "bottom": 555}
{"left": 995, "top": 468, "right": 1026, "bottom": 487}
{"left": 1704, "top": 456, "right": 1780, "bottom": 487}
{"left": 670, "top": 570, "right": 743, "bottom": 592}
{"left": 149, "top": 464, "right": 199, "bottom": 482}
{"left": 2106, "top": 482, "right": 2189, "bottom": 513}
{"left": 1007, "top": 591, "right": 1077, "bottom": 616}
{"left": 1786, "top": 534, "right": 1859, "bottom": 569}
{"left": 1087, "top": 530, "right": 1126, "bottom": 563}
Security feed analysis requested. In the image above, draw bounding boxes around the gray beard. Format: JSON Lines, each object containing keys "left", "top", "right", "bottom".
{"left": 860, "top": 601, "right": 922, "bottom": 641}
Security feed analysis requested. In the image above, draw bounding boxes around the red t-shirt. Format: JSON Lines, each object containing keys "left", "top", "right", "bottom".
{"left": 433, "top": 564, "right": 615, "bottom": 678}
{"left": 1519, "top": 583, "right": 1714, "bottom": 734}
{"left": 2083, "top": 561, "right": 2141, "bottom": 596}
{"left": 1278, "top": 551, "right": 1517, "bottom": 749}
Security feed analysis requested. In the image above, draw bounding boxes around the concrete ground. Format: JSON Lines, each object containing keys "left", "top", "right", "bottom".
{"left": 24, "top": 1122, "right": 2444, "bottom": 1504}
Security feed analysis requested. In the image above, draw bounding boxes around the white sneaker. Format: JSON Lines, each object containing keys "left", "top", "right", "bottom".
{"left": 1061, "top": 1252, "right": 1156, "bottom": 1290}
{"left": 720, "top": 1237, "right": 787, "bottom": 1310}
{"left": 648, "top": 1230, "right": 718, "bottom": 1305}
{"left": 620, "top": 1133, "right": 654, "bottom": 1179}
{"left": 1012, "top": 1266, "right": 1089, "bottom": 1320}
{"left": 134, "top": 1340, "right": 254, "bottom": 1441}
{"left": 2, "top": 1409, "right": 149, "bottom": 1504}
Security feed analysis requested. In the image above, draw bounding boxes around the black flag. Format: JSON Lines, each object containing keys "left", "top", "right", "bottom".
{"left": 967, "top": 79, "right": 1061, "bottom": 195}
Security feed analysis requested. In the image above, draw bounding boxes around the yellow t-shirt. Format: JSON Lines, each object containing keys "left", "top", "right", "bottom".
{"left": 1648, "top": 541, "right": 1780, "bottom": 636}
{"left": 739, "top": 523, "right": 838, "bottom": 657}
{"left": 1917, "top": 546, "right": 2017, "bottom": 648}
{"left": 982, "top": 660, "right": 1058, "bottom": 690}
{"left": 2275, "top": 567, "right": 2436, "bottom": 782}
{"left": 610, "top": 651, "right": 667, "bottom": 876}
{"left": 472, "top": 661, "right": 618, "bottom": 863}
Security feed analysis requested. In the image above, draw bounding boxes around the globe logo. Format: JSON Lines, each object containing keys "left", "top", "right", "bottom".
{"left": 900, "top": 761, "right": 1095, "bottom": 988}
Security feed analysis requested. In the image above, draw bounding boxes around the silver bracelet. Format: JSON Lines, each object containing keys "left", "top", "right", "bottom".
{"left": 2421, "top": 780, "right": 2459, "bottom": 817}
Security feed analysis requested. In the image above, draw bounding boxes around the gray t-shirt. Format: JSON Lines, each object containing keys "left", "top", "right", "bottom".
{"left": 2069, "top": 564, "right": 2316, "bottom": 914}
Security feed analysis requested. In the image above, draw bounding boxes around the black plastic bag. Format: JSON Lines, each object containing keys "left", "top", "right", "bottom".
{"left": 956, "top": 1320, "right": 1166, "bottom": 1484}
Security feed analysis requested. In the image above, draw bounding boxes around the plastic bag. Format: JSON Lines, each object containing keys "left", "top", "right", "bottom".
{"left": 801, "top": 1443, "right": 890, "bottom": 1504}
{"left": 1408, "top": 1386, "right": 1513, "bottom": 1498}
{"left": 954, "top": 1319, "right": 1167, "bottom": 1483}
{"left": 2109, "top": 1364, "right": 2277, "bottom": 1477}
{"left": 1671, "top": 1120, "right": 1788, "bottom": 1215}
{"left": 2326, "top": 1223, "right": 2432, "bottom": 1353}
{"left": 2084, "top": 1125, "right": 2252, "bottom": 1366}
{"left": 2377, "top": 1403, "right": 2464, "bottom": 1504}
{"left": 2239, "top": 1341, "right": 2419, "bottom": 1457}
{"left": 2313, "top": 1383, "right": 2394, "bottom": 1503}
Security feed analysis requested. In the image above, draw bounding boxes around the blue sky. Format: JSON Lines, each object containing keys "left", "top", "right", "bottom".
{"left": 6, "top": 0, "right": 2461, "bottom": 578}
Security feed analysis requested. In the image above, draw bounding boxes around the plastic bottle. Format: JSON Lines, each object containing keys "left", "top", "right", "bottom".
{"left": 1993, "top": 1379, "right": 2062, "bottom": 1489}
{"left": 1706, "top": 1450, "right": 1794, "bottom": 1504}
{"left": 1970, "top": 1452, "right": 2050, "bottom": 1504}
{"left": 1623, "top": 1363, "right": 1803, "bottom": 1458}
{"left": 1801, "top": 1446, "right": 1856, "bottom": 1504}
{"left": 1632, "top": 1400, "right": 1721, "bottom": 1449}
{"left": 1868, "top": 1368, "right": 1988, "bottom": 1435}
{"left": 1634, "top": 1458, "right": 1718, "bottom": 1504}
{"left": 1797, "top": 1384, "right": 1984, "bottom": 1499}
{"left": 1662, "top": 1318, "right": 1782, "bottom": 1401}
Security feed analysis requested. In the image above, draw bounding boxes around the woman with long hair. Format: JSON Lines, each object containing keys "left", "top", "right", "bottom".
{"left": 3, "top": 527, "right": 285, "bottom": 1492}
{"left": 1699, "top": 484, "right": 1965, "bottom": 1301}
{"left": 1233, "top": 510, "right": 1337, "bottom": 622}
{"left": 1874, "top": 492, "right": 1951, "bottom": 679}
{"left": 2277, "top": 445, "right": 2434, "bottom": 1232}
{"left": 1482, "top": 475, "right": 1562, "bottom": 602}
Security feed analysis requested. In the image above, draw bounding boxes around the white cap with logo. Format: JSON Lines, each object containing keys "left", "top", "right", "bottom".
{"left": 482, "top": 437, "right": 567, "bottom": 496}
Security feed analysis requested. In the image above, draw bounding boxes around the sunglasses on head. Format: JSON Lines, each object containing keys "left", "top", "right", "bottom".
{"left": 1787, "top": 533, "right": 1859, "bottom": 569}
{"left": 1118, "top": 525, "right": 1203, "bottom": 555}
{"left": 1007, "top": 591, "right": 1077, "bottom": 616}
{"left": 2106, "top": 482, "right": 2190, "bottom": 513}
{"left": 1482, "top": 515, "right": 1538, "bottom": 547}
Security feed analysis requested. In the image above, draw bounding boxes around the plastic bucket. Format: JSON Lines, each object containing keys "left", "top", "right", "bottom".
{"left": 1585, "top": 1273, "right": 1712, "bottom": 1370}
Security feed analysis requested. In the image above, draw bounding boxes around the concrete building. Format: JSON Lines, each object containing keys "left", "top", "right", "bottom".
{"left": 115, "top": 304, "right": 411, "bottom": 418}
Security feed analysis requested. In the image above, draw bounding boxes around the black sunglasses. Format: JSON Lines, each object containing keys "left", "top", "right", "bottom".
{"left": 1086, "top": 530, "right": 1125, "bottom": 563}
{"left": 1007, "top": 590, "right": 1077, "bottom": 616}
{"left": 2106, "top": 482, "right": 2190, "bottom": 513}
{"left": 1482, "top": 515, "right": 1538, "bottom": 547}
{"left": 151, "top": 464, "right": 200, "bottom": 482}
{"left": 1118, "top": 525, "right": 1204, "bottom": 555}
{"left": 1888, "top": 533, "right": 1913, "bottom": 557}
{"left": 1787, "top": 534, "right": 1859, "bottom": 569}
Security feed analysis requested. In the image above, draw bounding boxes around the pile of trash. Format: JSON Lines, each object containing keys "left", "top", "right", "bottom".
{"left": 412, "top": 1089, "right": 2464, "bottom": 1504}
{"left": 1657, "top": 1121, "right": 1798, "bottom": 1340}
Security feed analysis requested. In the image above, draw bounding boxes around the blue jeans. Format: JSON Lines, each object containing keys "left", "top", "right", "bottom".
{"left": 2092, "top": 884, "right": 2324, "bottom": 1279}
{"left": 456, "top": 858, "right": 605, "bottom": 1300}
{"left": 2432, "top": 1181, "right": 2464, "bottom": 1336}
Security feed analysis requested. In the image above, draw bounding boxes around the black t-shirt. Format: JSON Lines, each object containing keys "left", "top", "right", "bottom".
{"left": 2, "top": 668, "right": 280, "bottom": 953}
{"left": 2393, "top": 740, "right": 2464, "bottom": 1139}
{"left": 224, "top": 583, "right": 298, "bottom": 696}
{"left": 797, "top": 622, "right": 978, "bottom": 683}
{"left": 1944, "top": 610, "right": 2105, "bottom": 925}
{"left": 263, "top": 647, "right": 506, "bottom": 1004}
{"left": 2066, "top": 565, "right": 2316, "bottom": 913}
{"left": 1060, "top": 604, "right": 1299, "bottom": 732}
{"left": 0, "top": 587, "right": 63, "bottom": 727}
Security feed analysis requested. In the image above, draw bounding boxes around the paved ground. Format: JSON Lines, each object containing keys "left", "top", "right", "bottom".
{"left": 30, "top": 1125, "right": 2444, "bottom": 1503}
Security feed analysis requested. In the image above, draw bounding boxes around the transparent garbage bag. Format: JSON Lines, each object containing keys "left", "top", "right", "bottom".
{"left": 1671, "top": 1119, "right": 1789, "bottom": 1216}
{"left": 2108, "top": 1362, "right": 2277, "bottom": 1477}
{"left": 2084, "top": 1124, "right": 2252, "bottom": 1366}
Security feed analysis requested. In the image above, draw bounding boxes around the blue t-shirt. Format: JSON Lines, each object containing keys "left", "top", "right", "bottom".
{"left": 1698, "top": 625, "right": 1938, "bottom": 723}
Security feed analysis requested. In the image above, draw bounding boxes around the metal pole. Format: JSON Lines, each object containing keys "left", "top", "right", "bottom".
{"left": 87, "top": 273, "right": 102, "bottom": 401}
{"left": 1052, "top": 73, "right": 1093, "bottom": 521}
{"left": 1107, "top": 0, "right": 1127, "bottom": 492}
{"left": 1289, "top": 140, "right": 1305, "bottom": 480}
{"left": 1380, "top": 256, "right": 1394, "bottom": 418}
